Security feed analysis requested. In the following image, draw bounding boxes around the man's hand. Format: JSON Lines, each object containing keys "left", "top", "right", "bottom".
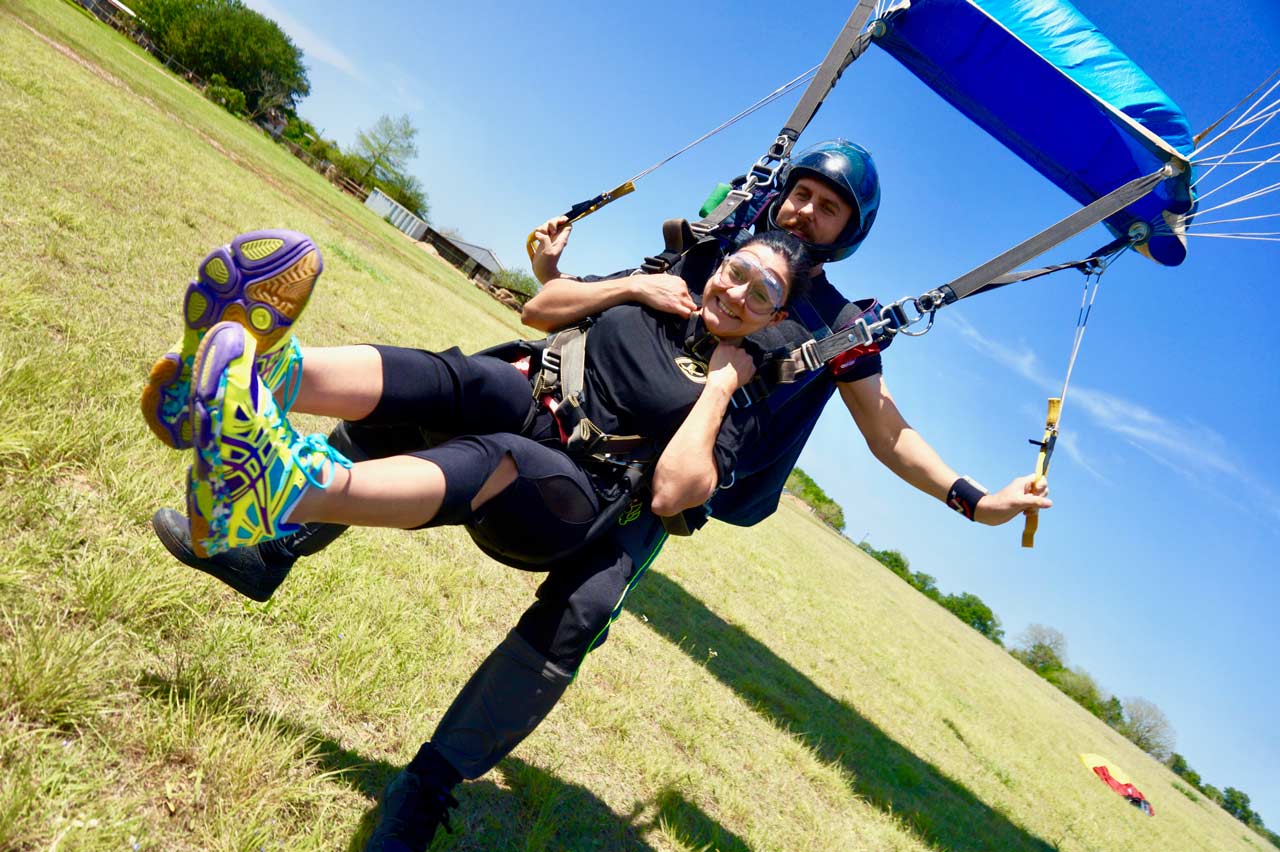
{"left": 707, "top": 341, "right": 756, "bottom": 390}
{"left": 974, "top": 474, "right": 1052, "bottom": 526}
{"left": 531, "top": 216, "right": 572, "bottom": 284}
{"left": 634, "top": 273, "right": 697, "bottom": 319}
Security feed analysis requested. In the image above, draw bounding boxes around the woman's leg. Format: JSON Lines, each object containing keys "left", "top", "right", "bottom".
{"left": 290, "top": 453, "right": 516, "bottom": 529}
{"left": 187, "top": 324, "right": 554, "bottom": 557}
{"left": 284, "top": 344, "right": 535, "bottom": 434}
{"left": 290, "top": 432, "right": 593, "bottom": 540}
{"left": 285, "top": 344, "right": 385, "bottom": 420}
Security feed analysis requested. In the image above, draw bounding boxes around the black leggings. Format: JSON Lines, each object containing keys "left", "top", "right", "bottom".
{"left": 361, "top": 345, "right": 602, "bottom": 561}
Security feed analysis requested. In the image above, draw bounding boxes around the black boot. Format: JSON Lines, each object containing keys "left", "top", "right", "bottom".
{"left": 365, "top": 744, "right": 462, "bottom": 852}
{"left": 150, "top": 509, "right": 345, "bottom": 601}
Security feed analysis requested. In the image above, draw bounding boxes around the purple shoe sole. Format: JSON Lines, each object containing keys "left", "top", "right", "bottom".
{"left": 183, "top": 229, "right": 322, "bottom": 351}
{"left": 142, "top": 229, "right": 321, "bottom": 450}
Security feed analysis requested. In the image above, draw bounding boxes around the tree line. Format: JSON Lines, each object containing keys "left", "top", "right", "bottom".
{"left": 131, "top": 0, "right": 430, "bottom": 219}
{"left": 789, "top": 470, "right": 1275, "bottom": 845}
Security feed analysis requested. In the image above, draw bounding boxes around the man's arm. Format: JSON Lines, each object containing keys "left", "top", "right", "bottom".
{"left": 838, "top": 374, "right": 1051, "bottom": 526}
{"left": 521, "top": 215, "right": 696, "bottom": 332}
{"left": 650, "top": 343, "right": 755, "bottom": 517}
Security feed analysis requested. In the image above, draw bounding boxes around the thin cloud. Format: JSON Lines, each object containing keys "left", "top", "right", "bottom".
{"left": 244, "top": 0, "right": 368, "bottom": 83}
{"left": 950, "top": 315, "right": 1280, "bottom": 524}
{"left": 1057, "top": 431, "right": 1109, "bottom": 484}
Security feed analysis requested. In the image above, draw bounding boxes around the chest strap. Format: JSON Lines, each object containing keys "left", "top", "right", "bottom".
{"left": 533, "top": 324, "right": 650, "bottom": 459}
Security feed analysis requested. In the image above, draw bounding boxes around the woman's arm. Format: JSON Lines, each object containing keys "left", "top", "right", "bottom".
{"left": 522, "top": 273, "right": 696, "bottom": 332}
{"left": 521, "top": 215, "right": 695, "bottom": 332}
{"left": 650, "top": 343, "right": 755, "bottom": 516}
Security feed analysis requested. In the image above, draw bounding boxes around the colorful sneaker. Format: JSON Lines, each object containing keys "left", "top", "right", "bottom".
{"left": 141, "top": 230, "right": 320, "bottom": 450}
{"left": 186, "top": 322, "right": 351, "bottom": 558}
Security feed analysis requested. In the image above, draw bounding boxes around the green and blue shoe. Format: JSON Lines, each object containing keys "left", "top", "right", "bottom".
{"left": 142, "top": 229, "right": 319, "bottom": 450}
{"left": 186, "top": 321, "right": 351, "bottom": 558}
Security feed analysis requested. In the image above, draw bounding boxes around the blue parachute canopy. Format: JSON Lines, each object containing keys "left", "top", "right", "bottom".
{"left": 874, "top": 0, "right": 1196, "bottom": 265}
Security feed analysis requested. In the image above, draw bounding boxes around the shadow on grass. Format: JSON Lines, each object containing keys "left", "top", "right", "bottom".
{"left": 138, "top": 673, "right": 752, "bottom": 852}
{"left": 630, "top": 570, "right": 1057, "bottom": 852}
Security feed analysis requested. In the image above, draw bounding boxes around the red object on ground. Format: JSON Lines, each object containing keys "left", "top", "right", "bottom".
{"left": 1091, "top": 764, "right": 1155, "bottom": 816}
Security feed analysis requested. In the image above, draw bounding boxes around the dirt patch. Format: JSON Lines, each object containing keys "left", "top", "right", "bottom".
{"left": 19, "top": 17, "right": 130, "bottom": 89}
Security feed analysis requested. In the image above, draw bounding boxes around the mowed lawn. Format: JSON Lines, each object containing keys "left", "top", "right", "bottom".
{"left": 0, "top": 2, "right": 1262, "bottom": 850}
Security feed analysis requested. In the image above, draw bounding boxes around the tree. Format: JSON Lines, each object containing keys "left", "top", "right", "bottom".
{"left": 353, "top": 114, "right": 419, "bottom": 185}
{"left": 376, "top": 170, "right": 430, "bottom": 221}
{"left": 910, "top": 571, "right": 940, "bottom": 601}
{"left": 784, "top": 467, "right": 845, "bottom": 531}
{"left": 1167, "top": 753, "right": 1203, "bottom": 788}
{"left": 1045, "top": 667, "right": 1106, "bottom": 715}
{"left": 858, "top": 542, "right": 910, "bottom": 581}
{"left": 1011, "top": 624, "right": 1067, "bottom": 674}
{"left": 134, "top": 0, "right": 309, "bottom": 116}
{"left": 204, "top": 73, "right": 245, "bottom": 116}
{"left": 1222, "top": 787, "right": 1257, "bottom": 824}
{"left": 939, "top": 591, "right": 1004, "bottom": 644}
{"left": 1201, "top": 784, "right": 1223, "bottom": 805}
{"left": 1119, "top": 697, "right": 1175, "bottom": 761}
{"left": 492, "top": 269, "right": 540, "bottom": 298}
{"left": 1100, "top": 695, "right": 1125, "bottom": 729}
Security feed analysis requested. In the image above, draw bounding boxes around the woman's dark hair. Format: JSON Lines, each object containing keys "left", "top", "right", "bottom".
{"left": 737, "top": 230, "right": 813, "bottom": 306}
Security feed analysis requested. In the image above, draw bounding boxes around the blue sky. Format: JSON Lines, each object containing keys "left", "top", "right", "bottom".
{"left": 244, "top": 0, "right": 1280, "bottom": 825}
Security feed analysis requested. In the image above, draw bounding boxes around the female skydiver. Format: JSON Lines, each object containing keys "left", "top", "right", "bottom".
{"left": 147, "top": 228, "right": 810, "bottom": 566}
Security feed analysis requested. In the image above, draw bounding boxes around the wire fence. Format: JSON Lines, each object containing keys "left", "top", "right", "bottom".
{"left": 73, "top": 0, "right": 371, "bottom": 202}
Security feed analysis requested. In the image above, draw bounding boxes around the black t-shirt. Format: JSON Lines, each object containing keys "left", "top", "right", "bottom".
{"left": 579, "top": 304, "right": 766, "bottom": 481}
{"left": 581, "top": 254, "right": 889, "bottom": 526}
{"left": 688, "top": 267, "right": 891, "bottom": 526}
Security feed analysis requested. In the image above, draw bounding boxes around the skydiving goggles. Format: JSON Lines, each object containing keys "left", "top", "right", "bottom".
{"left": 717, "top": 253, "right": 786, "bottom": 316}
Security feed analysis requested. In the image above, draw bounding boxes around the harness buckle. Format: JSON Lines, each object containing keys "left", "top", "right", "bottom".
{"left": 879, "top": 297, "right": 936, "bottom": 338}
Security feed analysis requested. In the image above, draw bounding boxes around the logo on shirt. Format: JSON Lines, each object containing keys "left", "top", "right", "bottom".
{"left": 674, "top": 356, "right": 708, "bottom": 383}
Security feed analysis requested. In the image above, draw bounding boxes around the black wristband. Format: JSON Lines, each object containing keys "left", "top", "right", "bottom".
{"left": 947, "top": 476, "right": 988, "bottom": 521}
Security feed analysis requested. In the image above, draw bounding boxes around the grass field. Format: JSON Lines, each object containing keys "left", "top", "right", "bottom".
{"left": 0, "top": 2, "right": 1267, "bottom": 850}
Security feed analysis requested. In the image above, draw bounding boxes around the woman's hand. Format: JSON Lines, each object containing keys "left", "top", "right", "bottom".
{"left": 707, "top": 341, "right": 756, "bottom": 390}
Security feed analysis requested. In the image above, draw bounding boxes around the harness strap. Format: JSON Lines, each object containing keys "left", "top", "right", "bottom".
{"left": 691, "top": 1, "right": 880, "bottom": 238}
{"left": 640, "top": 219, "right": 696, "bottom": 274}
{"left": 532, "top": 325, "right": 653, "bottom": 460}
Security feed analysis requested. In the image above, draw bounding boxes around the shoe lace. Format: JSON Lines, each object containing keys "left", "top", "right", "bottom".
{"left": 290, "top": 432, "right": 353, "bottom": 489}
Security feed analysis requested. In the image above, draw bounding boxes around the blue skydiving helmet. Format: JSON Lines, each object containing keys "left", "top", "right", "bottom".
{"left": 767, "top": 139, "right": 881, "bottom": 262}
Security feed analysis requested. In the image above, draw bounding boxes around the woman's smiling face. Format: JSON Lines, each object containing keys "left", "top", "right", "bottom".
{"left": 701, "top": 244, "right": 791, "bottom": 340}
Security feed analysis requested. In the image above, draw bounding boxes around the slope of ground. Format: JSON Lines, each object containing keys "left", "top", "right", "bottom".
{"left": 0, "top": 2, "right": 1261, "bottom": 850}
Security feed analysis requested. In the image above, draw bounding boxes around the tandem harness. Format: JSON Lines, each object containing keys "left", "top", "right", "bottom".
{"left": 465, "top": 328, "right": 658, "bottom": 569}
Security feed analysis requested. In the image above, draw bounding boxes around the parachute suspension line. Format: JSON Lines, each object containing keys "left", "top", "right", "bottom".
{"left": 1058, "top": 244, "right": 1126, "bottom": 408}
{"left": 1193, "top": 139, "right": 1280, "bottom": 165}
{"left": 1183, "top": 211, "right": 1280, "bottom": 227}
{"left": 1192, "top": 67, "right": 1280, "bottom": 148}
{"left": 1021, "top": 242, "right": 1128, "bottom": 549}
{"left": 693, "top": 0, "right": 880, "bottom": 237}
{"left": 625, "top": 64, "right": 821, "bottom": 185}
{"left": 1188, "top": 179, "right": 1280, "bottom": 217}
{"left": 1193, "top": 148, "right": 1280, "bottom": 202}
{"left": 524, "top": 62, "right": 821, "bottom": 259}
{"left": 1192, "top": 121, "right": 1279, "bottom": 197}
{"left": 1190, "top": 70, "right": 1280, "bottom": 161}
{"left": 1182, "top": 233, "right": 1280, "bottom": 242}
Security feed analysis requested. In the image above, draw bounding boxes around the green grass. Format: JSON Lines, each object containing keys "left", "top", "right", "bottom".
{"left": 0, "top": 2, "right": 1265, "bottom": 850}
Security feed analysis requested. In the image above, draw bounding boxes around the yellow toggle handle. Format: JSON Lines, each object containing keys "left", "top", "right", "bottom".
{"left": 1022, "top": 396, "right": 1062, "bottom": 549}
{"left": 525, "top": 181, "right": 637, "bottom": 262}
